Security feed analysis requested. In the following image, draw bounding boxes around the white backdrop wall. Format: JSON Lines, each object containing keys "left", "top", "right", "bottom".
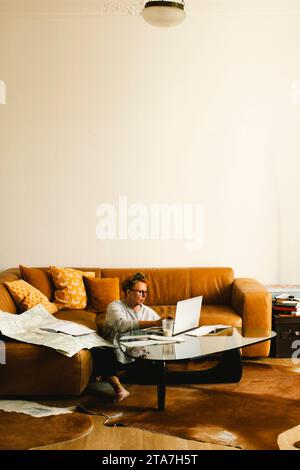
{"left": 0, "top": 1, "right": 300, "bottom": 283}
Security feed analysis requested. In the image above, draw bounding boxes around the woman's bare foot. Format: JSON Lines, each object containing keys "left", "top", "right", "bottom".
{"left": 106, "top": 375, "right": 130, "bottom": 403}
{"left": 115, "top": 387, "right": 130, "bottom": 403}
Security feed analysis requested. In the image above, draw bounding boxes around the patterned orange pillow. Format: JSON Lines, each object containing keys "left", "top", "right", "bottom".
{"left": 50, "top": 266, "right": 95, "bottom": 310}
{"left": 5, "top": 279, "right": 58, "bottom": 314}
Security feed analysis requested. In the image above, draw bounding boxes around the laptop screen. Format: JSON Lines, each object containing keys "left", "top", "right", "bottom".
{"left": 172, "top": 296, "right": 203, "bottom": 336}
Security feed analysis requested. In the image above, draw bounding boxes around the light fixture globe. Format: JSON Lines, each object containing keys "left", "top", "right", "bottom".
{"left": 142, "top": 1, "right": 186, "bottom": 28}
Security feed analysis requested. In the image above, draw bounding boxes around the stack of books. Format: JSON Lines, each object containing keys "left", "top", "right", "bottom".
{"left": 266, "top": 284, "right": 300, "bottom": 300}
{"left": 272, "top": 294, "right": 300, "bottom": 317}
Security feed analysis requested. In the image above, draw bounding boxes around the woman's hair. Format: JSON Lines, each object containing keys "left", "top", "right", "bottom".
{"left": 122, "top": 272, "right": 148, "bottom": 294}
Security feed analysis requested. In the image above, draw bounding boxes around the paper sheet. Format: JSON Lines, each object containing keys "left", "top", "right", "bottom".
{"left": 0, "top": 304, "right": 115, "bottom": 357}
{"left": 0, "top": 400, "right": 76, "bottom": 417}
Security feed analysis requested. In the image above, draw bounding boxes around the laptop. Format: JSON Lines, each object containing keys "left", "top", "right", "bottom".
{"left": 172, "top": 296, "right": 203, "bottom": 336}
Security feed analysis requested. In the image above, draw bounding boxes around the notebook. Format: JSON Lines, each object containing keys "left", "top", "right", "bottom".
{"left": 172, "top": 296, "right": 203, "bottom": 336}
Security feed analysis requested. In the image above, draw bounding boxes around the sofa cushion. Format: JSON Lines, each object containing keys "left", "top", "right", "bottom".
{"left": 50, "top": 266, "right": 95, "bottom": 310}
{"left": 0, "top": 339, "right": 92, "bottom": 395}
{"left": 83, "top": 276, "right": 120, "bottom": 314}
{"left": 101, "top": 267, "right": 234, "bottom": 305}
{"left": 149, "top": 305, "right": 242, "bottom": 327}
{"left": 4, "top": 280, "right": 58, "bottom": 314}
{"left": 19, "top": 265, "right": 55, "bottom": 301}
{"left": 200, "top": 305, "right": 242, "bottom": 327}
{"left": 54, "top": 308, "right": 97, "bottom": 330}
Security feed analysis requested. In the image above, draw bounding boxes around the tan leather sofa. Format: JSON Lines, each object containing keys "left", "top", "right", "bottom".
{"left": 0, "top": 267, "right": 272, "bottom": 396}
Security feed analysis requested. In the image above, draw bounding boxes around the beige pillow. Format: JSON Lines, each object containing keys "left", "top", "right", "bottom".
{"left": 50, "top": 266, "right": 95, "bottom": 310}
{"left": 5, "top": 279, "right": 58, "bottom": 314}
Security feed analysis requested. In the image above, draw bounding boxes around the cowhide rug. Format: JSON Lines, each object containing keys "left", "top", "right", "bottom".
{"left": 79, "top": 361, "right": 300, "bottom": 450}
{"left": 0, "top": 410, "right": 93, "bottom": 450}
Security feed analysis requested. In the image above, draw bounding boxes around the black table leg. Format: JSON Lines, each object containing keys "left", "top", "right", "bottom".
{"left": 156, "top": 361, "right": 166, "bottom": 411}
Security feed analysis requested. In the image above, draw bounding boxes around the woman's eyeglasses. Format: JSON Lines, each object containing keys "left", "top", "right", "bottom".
{"left": 130, "top": 289, "right": 149, "bottom": 297}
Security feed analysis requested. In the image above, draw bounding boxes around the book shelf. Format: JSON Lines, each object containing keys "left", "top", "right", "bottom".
{"left": 266, "top": 285, "right": 300, "bottom": 357}
{"left": 271, "top": 314, "right": 300, "bottom": 358}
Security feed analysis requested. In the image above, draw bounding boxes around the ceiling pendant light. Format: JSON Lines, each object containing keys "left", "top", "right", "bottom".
{"left": 142, "top": 1, "right": 186, "bottom": 28}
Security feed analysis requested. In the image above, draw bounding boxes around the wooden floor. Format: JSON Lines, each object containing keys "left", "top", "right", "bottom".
{"left": 33, "top": 415, "right": 239, "bottom": 451}
{"left": 33, "top": 358, "right": 297, "bottom": 451}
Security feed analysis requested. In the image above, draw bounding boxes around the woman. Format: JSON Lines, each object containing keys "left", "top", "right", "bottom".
{"left": 93, "top": 272, "right": 163, "bottom": 402}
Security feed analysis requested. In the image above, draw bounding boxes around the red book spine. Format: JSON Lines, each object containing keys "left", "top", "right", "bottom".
{"left": 273, "top": 306, "right": 300, "bottom": 312}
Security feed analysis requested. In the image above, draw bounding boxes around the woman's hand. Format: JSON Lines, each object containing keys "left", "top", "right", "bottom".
{"left": 139, "top": 319, "right": 162, "bottom": 329}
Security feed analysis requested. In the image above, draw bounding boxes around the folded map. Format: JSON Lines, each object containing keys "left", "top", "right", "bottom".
{"left": 40, "top": 320, "right": 95, "bottom": 336}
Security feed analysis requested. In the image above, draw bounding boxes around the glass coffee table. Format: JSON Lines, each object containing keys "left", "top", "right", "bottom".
{"left": 120, "top": 327, "right": 276, "bottom": 410}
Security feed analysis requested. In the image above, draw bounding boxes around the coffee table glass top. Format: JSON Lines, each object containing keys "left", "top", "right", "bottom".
{"left": 119, "top": 327, "right": 276, "bottom": 361}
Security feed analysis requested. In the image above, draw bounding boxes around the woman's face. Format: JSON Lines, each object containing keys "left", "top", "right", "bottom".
{"left": 126, "top": 281, "right": 149, "bottom": 307}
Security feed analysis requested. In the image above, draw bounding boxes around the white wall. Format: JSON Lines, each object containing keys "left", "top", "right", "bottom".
{"left": 0, "top": 1, "right": 300, "bottom": 283}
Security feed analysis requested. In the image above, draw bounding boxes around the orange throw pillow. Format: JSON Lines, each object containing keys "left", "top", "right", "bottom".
{"left": 83, "top": 276, "right": 120, "bottom": 314}
{"left": 5, "top": 279, "right": 58, "bottom": 314}
{"left": 50, "top": 266, "right": 95, "bottom": 310}
{"left": 19, "top": 265, "right": 55, "bottom": 301}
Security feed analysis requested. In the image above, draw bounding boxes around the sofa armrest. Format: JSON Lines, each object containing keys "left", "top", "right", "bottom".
{"left": 232, "top": 278, "right": 272, "bottom": 329}
{"left": 0, "top": 268, "right": 21, "bottom": 314}
{"left": 232, "top": 278, "right": 272, "bottom": 357}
